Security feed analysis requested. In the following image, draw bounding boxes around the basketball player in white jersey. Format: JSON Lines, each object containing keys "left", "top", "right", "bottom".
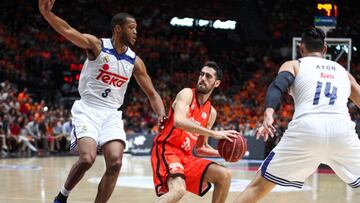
{"left": 234, "top": 27, "right": 360, "bottom": 202}
{"left": 38, "top": 0, "right": 166, "bottom": 203}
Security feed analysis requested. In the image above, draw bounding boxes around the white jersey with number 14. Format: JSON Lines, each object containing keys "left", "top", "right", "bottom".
{"left": 290, "top": 56, "right": 350, "bottom": 120}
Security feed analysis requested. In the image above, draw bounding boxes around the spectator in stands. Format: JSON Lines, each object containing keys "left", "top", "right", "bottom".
{"left": 61, "top": 117, "right": 72, "bottom": 151}
{"left": 17, "top": 87, "right": 29, "bottom": 102}
{"left": 0, "top": 118, "right": 8, "bottom": 156}
{"left": 25, "top": 118, "right": 48, "bottom": 154}
{"left": 37, "top": 119, "right": 49, "bottom": 154}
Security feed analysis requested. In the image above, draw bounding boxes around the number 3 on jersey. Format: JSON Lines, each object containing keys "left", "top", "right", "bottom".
{"left": 313, "top": 81, "right": 337, "bottom": 105}
{"left": 102, "top": 88, "right": 111, "bottom": 98}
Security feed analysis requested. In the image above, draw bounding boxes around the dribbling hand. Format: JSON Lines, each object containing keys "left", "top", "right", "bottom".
{"left": 211, "top": 130, "right": 240, "bottom": 142}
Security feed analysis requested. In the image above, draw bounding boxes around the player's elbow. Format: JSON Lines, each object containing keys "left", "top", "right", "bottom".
{"left": 173, "top": 117, "right": 185, "bottom": 129}
{"left": 63, "top": 31, "right": 92, "bottom": 50}
{"left": 173, "top": 118, "right": 181, "bottom": 128}
{"left": 194, "top": 147, "right": 205, "bottom": 156}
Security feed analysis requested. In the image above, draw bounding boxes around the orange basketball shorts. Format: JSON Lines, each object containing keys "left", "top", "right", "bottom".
{"left": 151, "top": 142, "right": 215, "bottom": 196}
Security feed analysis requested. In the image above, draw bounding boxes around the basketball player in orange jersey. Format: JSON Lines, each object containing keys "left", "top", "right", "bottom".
{"left": 151, "top": 61, "right": 240, "bottom": 203}
{"left": 234, "top": 27, "right": 360, "bottom": 202}
{"left": 38, "top": 0, "right": 166, "bottom": 203}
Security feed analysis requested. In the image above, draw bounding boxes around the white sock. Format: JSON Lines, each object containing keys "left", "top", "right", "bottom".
{"left": 60, "top": 186, "right": 70, "bottom": 197}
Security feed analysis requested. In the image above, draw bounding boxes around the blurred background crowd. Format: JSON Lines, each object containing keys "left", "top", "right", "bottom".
{"left": 1, "top": 0, "right": 360, "bottom": 157}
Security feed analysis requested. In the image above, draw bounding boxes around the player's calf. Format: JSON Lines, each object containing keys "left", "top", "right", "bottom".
{"left": 156, "top": 187, "right": 186, "bottom": 203}
{"left": 203, "top": 165, "right": 232, "bottom": 203}
{"left": 233, "top": 172, "right": 276, "bottom": 203}
{"left": 171, "top": 187, "right": 186, "bottom": 201}
{"left": 156, "top": 176, "right": 186, "bottom": 203}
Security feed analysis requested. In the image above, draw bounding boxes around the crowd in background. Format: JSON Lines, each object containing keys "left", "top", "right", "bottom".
{"left": 0, "top": 80, "right": 72, "bottom": 157}
{"left": 1, "top": 0, "right": 360, "bottom": 157}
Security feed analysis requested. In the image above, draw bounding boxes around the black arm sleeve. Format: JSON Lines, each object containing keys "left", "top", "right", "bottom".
{"left": 265, "top": 71, "right": 295, "bottom": 110}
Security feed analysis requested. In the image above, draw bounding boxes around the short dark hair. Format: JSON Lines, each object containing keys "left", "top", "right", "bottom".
{"left": 111, "top": 12, "right": 135, "bottom": 31}
{"left": 301, "top": 27, "right": 326, "bottom": 52}
{"left": 203, "top": 61, "right": 222, "bottom": 80}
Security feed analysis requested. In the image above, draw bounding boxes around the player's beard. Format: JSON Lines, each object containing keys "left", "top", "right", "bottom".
{"left": 196, "top": 83, "right": 212, "bottom": 94}
{"left": 121, "top": 34, "right": 132, "bottom": 46}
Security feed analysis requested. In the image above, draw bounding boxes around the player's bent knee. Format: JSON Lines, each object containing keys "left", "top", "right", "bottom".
{"left": 105, "top": 159, "right": 122, "bottom": 176}
{"left": 218, "top": 168, "right": 232, "bottom": 184}
{"left": 212, "top": 166, "right": 231, "bottom": 181}
{"left": 224, "top": 168, "right": 232, "bottom": 180}
{"left": 78, "top": 155, "right": 96, "bottom": 170}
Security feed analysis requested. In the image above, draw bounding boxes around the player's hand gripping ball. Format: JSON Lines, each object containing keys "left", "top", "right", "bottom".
{"left": 218, "top": 134, "right": 247, "bottom": 162}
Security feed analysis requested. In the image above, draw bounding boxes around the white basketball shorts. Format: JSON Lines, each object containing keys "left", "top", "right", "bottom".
{"left": 260, "top": 115, "right": 360, "bottom": 189}
{"left": 69, "top": 100, "right": 126, "bottom": 152}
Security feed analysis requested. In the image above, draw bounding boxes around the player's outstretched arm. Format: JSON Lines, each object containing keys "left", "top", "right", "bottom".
{"left": 195, "top": 107, "right": 220, "bottom": 157}
{"left": 133, "top": 57, "right": 166, "bottom": 119}
{"left": 173, "top": 89, "right": 239, "bottom": 142}
{"left": 349, "top": 73, "right": 360, "bottom": 108}
{"left": 257, "top": 61, "right": 296, "bottom": 141}
{"left": 38, "top": 0, "right": 101, "bottom": 55}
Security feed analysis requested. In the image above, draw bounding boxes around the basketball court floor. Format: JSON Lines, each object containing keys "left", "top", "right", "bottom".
{"left": 0, "top": 154, "right": 359, "bottom": 203}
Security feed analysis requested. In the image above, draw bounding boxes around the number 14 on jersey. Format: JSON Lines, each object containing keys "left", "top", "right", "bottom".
{"left": 313, "top": 81, "right": 337, "bottom": 105}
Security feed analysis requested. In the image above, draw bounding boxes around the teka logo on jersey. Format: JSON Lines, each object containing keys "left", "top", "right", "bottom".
{"left": 96, "top": 64, "right": 128, "bottom": 87}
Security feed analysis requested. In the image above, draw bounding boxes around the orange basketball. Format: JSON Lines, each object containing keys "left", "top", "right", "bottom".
{"left": 217, "top": 135, "right": 247, "bottom": 162}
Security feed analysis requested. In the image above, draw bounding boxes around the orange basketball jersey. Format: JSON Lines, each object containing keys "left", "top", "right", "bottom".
{"left": 154, "top": 88, "right": 212, "bottom": 155}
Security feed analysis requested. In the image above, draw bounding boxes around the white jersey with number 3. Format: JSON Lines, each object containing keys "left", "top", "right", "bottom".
{"left": 290, "top": 56, "right": 350, "bottom": 119}
{"left": 78, "top": 38, "right": 136, "bottom": 109}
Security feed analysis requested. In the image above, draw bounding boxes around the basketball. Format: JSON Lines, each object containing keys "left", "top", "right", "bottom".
{"left": 217, "top": 135, "right": 247, "bottom": 162}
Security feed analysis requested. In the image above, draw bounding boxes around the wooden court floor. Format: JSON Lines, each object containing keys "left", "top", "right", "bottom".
{"left": 0, "top": 154, "right": 359, "bottom": 203}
